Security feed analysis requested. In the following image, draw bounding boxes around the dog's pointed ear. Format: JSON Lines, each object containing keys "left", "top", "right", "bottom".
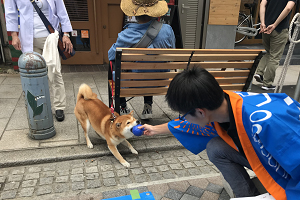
{"left": 130, "top": 111, "right": 134, "bottom": 116}
{"left": 116, "top": 122, "right": 121, "bottom": 128}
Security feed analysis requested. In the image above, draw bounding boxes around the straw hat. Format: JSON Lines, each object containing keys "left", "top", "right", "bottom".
{"left": 121, "top": 0, "right": 168, "bottom": 17}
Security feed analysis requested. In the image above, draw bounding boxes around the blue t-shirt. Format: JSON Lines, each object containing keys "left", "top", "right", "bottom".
{"left": 108, "top": 19, "right": 175, "bottom": 61}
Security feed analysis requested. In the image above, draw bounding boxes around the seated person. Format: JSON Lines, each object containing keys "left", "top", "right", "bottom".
{"left": 108, "top": 0, "right": 175, "bottom": 119}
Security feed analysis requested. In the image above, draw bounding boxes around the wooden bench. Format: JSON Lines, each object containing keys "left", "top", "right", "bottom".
{"left": 108, "top": 48, "right": 265, "bottom": 114}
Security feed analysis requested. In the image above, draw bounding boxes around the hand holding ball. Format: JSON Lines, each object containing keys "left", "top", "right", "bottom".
{"left": 131, "top": 124, "right": 145, "bottom": 136}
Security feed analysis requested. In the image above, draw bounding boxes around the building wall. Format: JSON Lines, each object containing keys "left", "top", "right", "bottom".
{"left": 204, "top": 0, "right": 240, "bottom": 49}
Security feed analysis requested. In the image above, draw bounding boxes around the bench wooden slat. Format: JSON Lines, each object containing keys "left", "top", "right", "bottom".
{"left": 121, "top": 61, "right": 254, "bottom": 70}
{"left": 121, "top": 80, "right": 171, "bottom": 87}
{"left": 120, "top": 77, "right": 248, "bottom": 88}
{"left": 121, "top": 93, "right": 167, "bottom": 97}
{"left": 121, "top": 70, "right": 250, "bottom": 79}
{"left": 219, "top": 84, "right": 244, "bottom": 90}
{"left": 210, "top": 70, "right": 250, "bottom": 77}
{"left": 121, "top": 54, "right": 258, "bottom": 62}
{"left": 118, "top": 48, "right": 264, "bottom": 55}
{"left": 216, "top": 77, "right": 248, "bottom": 84}
{"left": 119, "top": 84, "right": 245, "bottom": 96}
{"left": 111, "top": 78, "right": 248, "bottom": 97}
{"left": 120, "top": 87, "right": 168, "bottom": 96}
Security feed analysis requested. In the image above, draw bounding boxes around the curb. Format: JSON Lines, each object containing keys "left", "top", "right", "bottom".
{"left": 0, "top": 136, "right": 184, "bottom": 167}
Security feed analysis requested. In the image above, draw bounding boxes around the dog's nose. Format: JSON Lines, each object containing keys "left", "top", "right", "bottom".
{"left": 136, "top": 120, "right": 140, "bottom": 124}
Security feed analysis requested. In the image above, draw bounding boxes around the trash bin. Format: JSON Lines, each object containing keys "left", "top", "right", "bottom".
{"left": 18, "top": 52, "right": 56, "bottom": 140}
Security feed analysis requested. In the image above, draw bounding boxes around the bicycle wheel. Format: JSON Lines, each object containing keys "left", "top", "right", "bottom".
{"left": 235, "top": 13, "right": 251, "bottom": 44}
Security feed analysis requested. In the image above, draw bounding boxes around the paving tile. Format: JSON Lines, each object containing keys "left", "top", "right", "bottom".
{"left": 199, "top": 191, "right": 220, "bottom": 200}
{"left": 0, "top": 84, "right": 22, "bottom": 99}
{"left": 199, "top": 150, "right": 209, "bottom": 160}
{"left": 153, "top": 193, "right": 163, "bottom": 200}
{"left": 148, "top": 183, "right": 169, "bottom": 196}
{"left": 53, "top": 183, "right": 69, "bottom": 193}
{"left": 164, "top": 189, "right": 184, "bottom": 200}
{"left": 188, "top": 178, "right": 209, "bottom": 189}
{"left": 2, "top": 76, "right": 21, "bottom": 85}
{"left": 44, "top": 114, "right": 78, "bottom": 141}
{"left": 36, "top": 185, "right": 52, "bottom": 196}
{"left": 5, "top": 106, "right": 28, "bottom": 130}
{"left": 40, "top": 139, "right": 79, "bottom": 147}
{"left": 168, "top": 180, "right": 190, "bottom": 192}
{"left": 0, "top": 76, "right": 5, "bottom": 84}
{"left": 71, "top": 182, "right": 85, "bottom": 191}
{"left": 185, "top": 185, "right": 205, "bottom": 197}
{"left": 86, "top": 180, "right": 101, "bottom": 189}
{"left": 18, "top": 187, "right": 35, "bottom": 197}
{"left": 149, "top": 173, "right": 163, "bottom": 181}
{"left": 187, "top": 168, "right": 202, "bottom": 176}
{"left": 102, "top": 189, "right": 126, "bottom": 199}
{"left": 161, "top": 198, "right": 172, "bottom": 200}
{"left": 206, "top": 182, "right": 224, "bottom": 194}
{"left": 0, "top": 99, "right": 18, "bottom": 119}
{"left": 174, "top": 169, "right": 189, "bottom": 177}
{"left": 180, "top": 194, "right": 199, "bottom": 200}
{"left": 0, "top": 118, "right": 9, "bottom": 137}
{"left": 207, "top": 175, "right": 223, "bottom": 186}
{"left": 4, "top": 182, "right": 20, "bottom": 190}
{"left": 21, "top": 179, "right": 37, "bottom": 187}
{"left": 0, "top": 129, "right": 39, "bottom": 150}
{"left": 103, "top": 178, "right": 117, "bottom": 186}
{"left": 119, "top": 177, "right": 133, "bottom": 185}
{"left": 0, "top": 190, "right": 17, "bottom": 199}
{"left": 218, "top": 189, "right": 231, "bottom": 200}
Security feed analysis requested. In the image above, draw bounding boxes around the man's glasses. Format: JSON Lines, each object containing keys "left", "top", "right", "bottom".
{"left": 179, "top": 109, "right": 193, "bottom": 120}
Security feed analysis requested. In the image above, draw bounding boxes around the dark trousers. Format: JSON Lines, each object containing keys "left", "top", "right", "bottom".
{"left": 206, "top": 137, "right": 260, "bottom": 197}
{"left": 120, "top": 96, "right": 153, "bottom": 108}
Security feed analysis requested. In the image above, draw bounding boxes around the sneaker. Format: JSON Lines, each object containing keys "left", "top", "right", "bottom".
{"left": 261, "top": 85, "right": 276, "bottom": 90}
{"left": 141, "top": 103, "right": 153, "bottom": 119}
{"left": 120, "top": 106, "right": 130, "bottom": 115}
{"left": 55, "top": 110, "right": 65, "bottom": 122}
{"left": 254, "top": 74, "right": 263, "bottom": 83}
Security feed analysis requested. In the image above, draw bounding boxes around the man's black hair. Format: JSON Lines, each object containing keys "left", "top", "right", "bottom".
{"left": 165, "top": 66, "right": 224, "bottom": 115}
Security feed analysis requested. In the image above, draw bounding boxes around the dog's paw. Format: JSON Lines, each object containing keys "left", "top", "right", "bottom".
{"left": 121, "top": 161, "right": 130, "bottom": 168}
{"left": 131, "top": 149, "right": 138, "bottom": 155}
{"left": 87, "top": 143, "right": 94, "bottom": 149}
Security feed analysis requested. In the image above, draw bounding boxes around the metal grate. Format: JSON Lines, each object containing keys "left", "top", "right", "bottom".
{"left": 184, "top": 0, "right": 198, "bottom": 48}
{"left": 65, "top": 0, "right": 89, "bottom": 21}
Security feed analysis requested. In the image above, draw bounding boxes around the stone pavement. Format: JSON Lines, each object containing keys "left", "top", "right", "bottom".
{"left": 0, "top": 148, "right": 230, "bottom": 200}
{"left": 0, "top": 64, "right": 299, "bottom": 199}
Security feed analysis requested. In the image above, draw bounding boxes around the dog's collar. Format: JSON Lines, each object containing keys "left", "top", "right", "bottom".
{"left": 110, "top": 112, "right": 117, "bottom": 123}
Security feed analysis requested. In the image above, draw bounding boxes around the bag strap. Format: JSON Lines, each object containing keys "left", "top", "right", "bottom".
{"left": 30, "top": 0, "right": 55, "bottom": 34}
{"left": 133, "top": 20, "right": 163, "bottom": 48}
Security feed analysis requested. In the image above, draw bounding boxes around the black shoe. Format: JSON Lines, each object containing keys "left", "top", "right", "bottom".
{"left": 254, "top": 74, "right": 263, "bottom": 83}
{"left": 261, "top": 85, "right": 276, "bottom": 90}
{"left": 55, "top": 110, "right": 65, "bottom": 122}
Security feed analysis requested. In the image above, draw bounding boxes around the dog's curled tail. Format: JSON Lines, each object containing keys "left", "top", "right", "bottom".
{"left": 77, "top": 83, "right": 97, "bottom": 102}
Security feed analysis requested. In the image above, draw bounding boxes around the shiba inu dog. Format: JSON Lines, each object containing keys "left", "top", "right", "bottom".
{"left": 74, "top": 83, "right": 139, "bottom": 167}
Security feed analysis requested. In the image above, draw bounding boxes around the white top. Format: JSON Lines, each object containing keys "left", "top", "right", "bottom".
{"left": 5, "top": 0, "right": 73, "bottom": 53}
{"left": 33, "top": 0, "right": 50, "bottom": 38}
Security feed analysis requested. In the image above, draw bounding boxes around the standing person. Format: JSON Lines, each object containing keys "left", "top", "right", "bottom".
{"left": 5, "top": 0, "right": 73, "bottom": 121}
{"left": 254, "top": 0, "right": 295, "bottom": 90}
{"left": 141, "top": 66, "right": 300, "bottom": 199}
{"left": 108, "top": 0, "right": 176, "bottom": 119}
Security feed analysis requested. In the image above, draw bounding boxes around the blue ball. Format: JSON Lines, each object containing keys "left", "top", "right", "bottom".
{"left": 132, "top": 124, "right": 145, "bottom": 136}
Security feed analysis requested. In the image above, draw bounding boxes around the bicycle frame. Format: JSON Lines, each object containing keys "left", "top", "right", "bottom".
{"left": 236, "top": 13, "right": 261, "bottom": 37}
